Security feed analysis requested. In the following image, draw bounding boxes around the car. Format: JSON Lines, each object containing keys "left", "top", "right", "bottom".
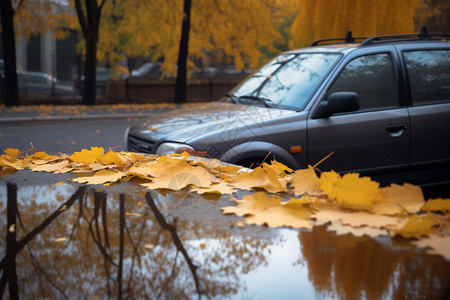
{"left": 126, "top": 27, "right": 450, "bottom": 187}
{"left": 130, "top": 62, "right": 164, "bottom": 78}
{"left": 18, "top": 70, "right": 75, "bottom": 99}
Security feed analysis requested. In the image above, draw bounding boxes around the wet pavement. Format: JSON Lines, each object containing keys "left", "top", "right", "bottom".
{"left": 1, "top": 170, "right": 449, "bottom": 299}
{"left": 0, "top": 103, "right": 177, "bottom": 124}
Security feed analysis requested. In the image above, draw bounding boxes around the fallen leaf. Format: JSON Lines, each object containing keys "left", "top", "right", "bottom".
{"left": 421, "top": 198, "right": 450, "bottom": 213}
{"left": 234, "top": 165, "right": 286, "bottom": 193}
{"left": 53, "top": 237, "right": 68, "bottom": 243}
{"left": 319, "top": 171, "right": 381, "bottom": 210}
{"left": 290, "top": 165, "right": 323, "bottom": 195}
{"left": 126, "top": 212, "right": 142, "bottom": 217}
{"left": 396, "top": 214, "right": 439, "bottom": 238}
{"left": 97, "top": 150, "right": 127, "bottom": 166}
{"left": 145, "top": 244, "right": 155, "bottom": 250}
{"left": 70, "top": 147, "right": 105, "bottom": 165}
{"left": 412, "top": 234, "right": 450, "bottom": 260}
{"left": 71, "top": 169, "right": 127, "bottom": 185}
{"left": 29, "top": 160, "right": 72, "bottom": 173}
{"left": 3, "top": 148, "right": 21, "bottom": 157}
{"left": 373, "top": 183, "right": 425, "bottom": 215}
{"left": 189, "top": 181, "right": 236, "bottom": 195}
{"left": 326, "top": 220, "right": 389, "bottom": 238}
{"left": 222, "top": 192, "right": 314, "bottom": 228}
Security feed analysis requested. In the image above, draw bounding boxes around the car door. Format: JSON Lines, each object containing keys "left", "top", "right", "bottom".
{"left": 400, "top": 46, "right": 450, "bottom": 185}
{"left": 307, "top": 49, "right": 410, "bottom": 185}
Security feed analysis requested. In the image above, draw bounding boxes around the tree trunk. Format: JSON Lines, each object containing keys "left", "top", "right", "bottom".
{"left": 0, "top": 0, "right": 20, "bottom": 106}
{"left": 83, "top": 34, "right": 98, "bottom": 106}
{"left": 74, "top": 0, "right": 106, "bottom": 106}
{"left": 174, "top": 0, "right": 192, "bottom": 104}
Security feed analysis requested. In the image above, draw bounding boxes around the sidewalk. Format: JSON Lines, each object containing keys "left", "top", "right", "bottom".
{"left": 0, "top": 103, "right": 178, "bottom": 124}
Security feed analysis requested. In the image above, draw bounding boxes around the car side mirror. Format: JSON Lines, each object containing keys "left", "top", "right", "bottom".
{"left": 312, "top": 92, "right": 359, "bottom": 119}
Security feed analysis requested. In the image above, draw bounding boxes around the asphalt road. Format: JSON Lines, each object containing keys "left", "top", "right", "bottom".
{"left": 0, "top": 117, "right": 142, "bottom": 155}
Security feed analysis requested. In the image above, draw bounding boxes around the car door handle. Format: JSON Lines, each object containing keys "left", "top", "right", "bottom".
{"left": 386, "top": 123, "right": 408, "bottom": 137}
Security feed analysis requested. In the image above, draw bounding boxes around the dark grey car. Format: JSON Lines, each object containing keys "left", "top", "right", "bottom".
{"left": 127, "top": 29, "right": 450, "bottom": 186}
{"left": 18, "top": 71, "right": 75, "bottom": 99}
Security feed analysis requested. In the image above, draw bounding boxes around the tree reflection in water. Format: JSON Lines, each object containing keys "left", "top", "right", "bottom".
{"left": 298, "top": 225, "right": 450, "bottom": 300}
{"left": 1, "top": 181, "right": 449, "bottom": 299}
{"left": 0, "top": 183, "right": 275, "bottom": 299}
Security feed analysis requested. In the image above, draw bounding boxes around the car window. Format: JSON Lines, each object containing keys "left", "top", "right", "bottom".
{"left": 231, "top": 53, "right": 341, "bottom": 110}
{"left": 403, "top": 49, "right": 450, "bottom": 105}
{"left": 328, "top": 53, "right": 398, "bottom": 110}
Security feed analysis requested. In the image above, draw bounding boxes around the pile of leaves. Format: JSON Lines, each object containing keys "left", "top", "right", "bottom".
{"left": 1, "top": 147, "right": 449, "bottom": 259}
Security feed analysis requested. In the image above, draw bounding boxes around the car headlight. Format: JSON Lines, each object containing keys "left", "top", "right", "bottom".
{"left": 155, "top": 142, "right": 197, "bottom": 156}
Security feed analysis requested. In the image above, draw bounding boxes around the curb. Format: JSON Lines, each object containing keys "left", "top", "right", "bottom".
{"left": 0, "top": 113, "right": 155, "bottom": 124}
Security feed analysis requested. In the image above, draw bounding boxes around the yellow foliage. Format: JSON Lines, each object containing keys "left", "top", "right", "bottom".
{"left": 97, "top": 150, "right": 127, "bottom": 166}
{"left": 421, "top": 198, "right": 450, "bottom": 213}
{"left": 98, "top": 0, "right": 293, "bottom": 75}
{"left": 13, "top": 0, "right": 76, "bottom": 40}
{"left": 292, "top": 0, "right": 421, "bottom": 47}
{"left": 290, "top": 165, "right": 323, "bottom": 195}
{"left": 69, "top": 147, "right": 105, "bottom": 165}
{"left": 373, "top": 183, "right": 425, "bottom": 215}
{"left": 1, "top": 147, "right": 450, "bottom": 258}
{"left": 71, "top": 169, "right": 127, "bottom": 185}
{"left": 319, "top": 171, "right": 381, "bottom": 210}
{"left": 396, "top": 214, "right": 439, "bottom": 238}
{"left": 234, "top": 164, "right": 286, "bottom": 193}
{"left": 3, "top": 148, "right": 21, "bottom": 157}
{"left": 222, "top": 192, "right": 314, "bottom": 228}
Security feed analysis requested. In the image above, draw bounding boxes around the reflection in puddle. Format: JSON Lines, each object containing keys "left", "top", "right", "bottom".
{"left": 0, "top": 182, "right": 449, "bottom": 299}
{"left": 299, "top": 226, "right": 450, "bottom": 300}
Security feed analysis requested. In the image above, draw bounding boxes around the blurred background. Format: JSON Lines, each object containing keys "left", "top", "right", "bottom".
{"left": 0, "top": 0, "right": 448, "bottom": 104}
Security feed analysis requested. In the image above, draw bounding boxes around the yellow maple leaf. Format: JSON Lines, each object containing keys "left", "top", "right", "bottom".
{"left": 139, "top": 156, "right": 218, "bottom": 190}
{"left": 222, "top": 192, "right": 313, "bottom": 228}
{"left": 71, "top": 169, "right": 126, "bottom": 185}
{"left": 29, "top": 160, "right": 73, "bottom": 173}
{"left": 373, "top": 183, "right": 425, "bottom": 215}
{"left": 421, "top": 198, "right": 450, "bottom": 213}
{"left": 396, "top": 214, "right": 439, "bottom": 238}
{"left": 3, "top": 148, "right": 21, "bottom": 157}
{"left": 70, "top": 147, "right": 105, "bottom": 164}
{"left": 263, "top": 160, "right": 293, "bottom": 177}
{"left": 412, "top": 235, "right": 450, "bottom": 260}
{"left": 28, "top": 151, "right": 58, "bottom": 161}
{"left": 234, "top": 165, "right": 285, "bottom": 193}
{"left": 0, "top": 167, "right": 16, "bottom": 177}
{"left": 290, "top": 165, "right": 323, "bottom": 195}
{"left": 141, "top": 166, "right": 217, "bottom": 191}
{"left": 319, "top": 171, "right": 381, "bottom": 210}
{"left": 189, "top": 181, "right": 236, "bottom": 195}
{"left": 97, "top": 150, "right": 127, "bottom": 166}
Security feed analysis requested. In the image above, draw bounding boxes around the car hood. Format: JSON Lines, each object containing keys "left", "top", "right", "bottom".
{"left": 128, "top": 101, "right": 296, "bottom": 143}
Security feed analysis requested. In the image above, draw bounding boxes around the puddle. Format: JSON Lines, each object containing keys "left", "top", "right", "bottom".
{"left": 0, "top": 179, "right": 449, "bottom": 299}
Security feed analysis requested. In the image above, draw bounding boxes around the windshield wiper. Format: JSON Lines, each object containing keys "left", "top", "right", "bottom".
{"left": 224, "top": 93, "right": 241, "bottom": 104}
{"left": 238, "top": 95, "right": 275, "bottom": 108}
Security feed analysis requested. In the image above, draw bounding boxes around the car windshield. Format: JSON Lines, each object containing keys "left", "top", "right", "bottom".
{"left": 228, "top": 52, "right": 341, "bottom": 110}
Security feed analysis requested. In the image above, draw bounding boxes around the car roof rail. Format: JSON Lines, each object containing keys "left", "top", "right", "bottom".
{"left": 310, "top": 31, "right": 367, "bottom": 46}
{"left": 360, "top": 26, "right": 450, "bottom": 46}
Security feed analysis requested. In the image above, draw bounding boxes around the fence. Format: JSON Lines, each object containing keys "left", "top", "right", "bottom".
{"left": 105, "top": 77, "right": 243, "bottom": 103}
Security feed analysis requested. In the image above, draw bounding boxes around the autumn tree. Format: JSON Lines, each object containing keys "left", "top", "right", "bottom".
{"left": 0, "top": 0, "right": 19, "bottom": 107}
{"left": 174, "top": 0, "right": 192, "bottom": 104}
{"left": 291, "top": 0, "right": 421, "bottom": 47}
{"left": 74, "top": 0, "right": 108, "bottom": 106}
{"left": 414, "top": 0, "right": 450, "bottom": 32}
{"left": 97, "top": 0, "right": 295, "bottom": 83}
{"left": 0, "top": 0, "right": 73, "bottom": 106}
